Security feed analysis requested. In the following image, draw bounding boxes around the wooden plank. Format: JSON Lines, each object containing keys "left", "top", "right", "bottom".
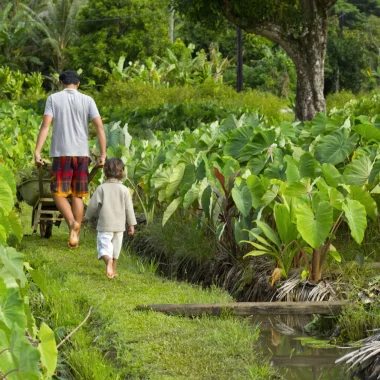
{"left": 134, "top": 301, "right": 349, "bottom": 317}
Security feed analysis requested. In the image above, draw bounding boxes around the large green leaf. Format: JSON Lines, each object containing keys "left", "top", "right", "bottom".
{"left": 241, "top": 130, "right": 276, "bottom": 161}
{"left": 38, "top": 323, "right": 57, "bottom": 377}
{"left": 0, "top": 247, "right": 27, "bottom": 287}
{"left": 183, "top": 183, "right": 199, "bottom": 210}
{"left": 284, "top": 180, "right": 309, "bottom": 197}
{"left": 0, "top": 164, "right": 16, "bottom": 196}
{"left": 369, "top": 160, "right": 380, "bottom": 184}
{"left": 322, "top": 163, "right": 342, "bottom": 188}
{"left": 342, "top": 199, "right": 367, "bottom": 244}
{"left": 246, "top": 175, "right": 265, "bottom": 208}
{"left": 349, "top": 185, "right": 378, "bottom": 221}
{"left": 246, "top": 154, "right": 267, "bottom": 175}
{"left": 7, "top": 212, "right": 23, "bottom": 243}
{"left": 256, "top": 220, "right": 281, "bottom": 249}
{"left": 135, "top": 155, "right": 155, "bottom": 179}
{"left": 311, "top": 112, "right": 328, "bottom": 136}
{"left": 231, "top": 186, "right": 252, "bottom": 217}
{"left": 299, "top": 153, "right": 321, "bottom": 178}
{"left": 314, "top": 129, "right": 358, "bottom": 165}
{"left": 284, "top": 156, "right": 300, "bottom": 184}
{"left": 162, "top": 197, "right": 183, "bottom": 226}
{"left": 179, "top": 164, "right": 196, "bottom": 196}
{"left": 201, "top": 185, "right": 213, "bottom": 218}
{"left": 295, "top": 201, "right": 333, "bottom": 249}
{"left": 0, "top": 178, "right": 13, "bottom": 215}
{"left": 0, "top": 279, "right": 26, "bottom": 330}
{"left": 151, "top": 166, "right": 171, "bottom": 192}
{"left": 259, "top": 185, "right": 279, "bottom": 208}
{"left": 274, "top": 203, "right": 298, "bottom": 245}
{"left": 166, "top": 163, "right": 186, "bottom": 199}
{"left": 11, "top": 325, "right": 40, "bottom": 380}
{"left": 223, "top": 126, "right": 253, "bottom": 159}
{"left": 0, "top": 326, "right": 40, "bottom": 380}
{"left": 342, "top": 156, "right": 373, "bottom": 186}
{"left": 353, "top": 122, "right": 380, "bottom": 141}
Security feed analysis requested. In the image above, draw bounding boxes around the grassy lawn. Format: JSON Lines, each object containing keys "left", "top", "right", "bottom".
{"left": 20, "top": 205, "right": 275, "bottom": 379}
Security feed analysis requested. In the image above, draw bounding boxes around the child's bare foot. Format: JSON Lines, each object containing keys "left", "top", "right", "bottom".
{"left": 68, "top": 221, "right": 80, "bottom": 247}
{"left": 106, "top": 259, "right": 114, "bottom": 278}
{"left": 112, "top": 259, "right": 118, "bottom": 278}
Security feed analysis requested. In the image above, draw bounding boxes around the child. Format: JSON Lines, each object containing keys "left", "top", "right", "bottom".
{"left": 84, "top": 158, "right": 136, "bottom": 278}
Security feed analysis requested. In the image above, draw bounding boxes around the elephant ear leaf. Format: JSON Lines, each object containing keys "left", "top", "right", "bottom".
{"left": 342, "top": 199, "right": 367, "bottom": 244}
{"left": 342, "top": 156, "right": 373, "bottom": 187}
{"left": 162, "top": 197, "right": 183, "bottom": 226}
{"left": 349, "top": 185, "right": 378, "bottom": 221}
{"left": 314, "top": 129, "right": 358, "bottom": 165}
{"left": 322, "top": 163, "right": 342, "bottom": 188}
{"left": 232, "top": 186, "right": 252, "bottom": 217}
{"left": 295, "top": 201, "right": 333, "bottom": 249}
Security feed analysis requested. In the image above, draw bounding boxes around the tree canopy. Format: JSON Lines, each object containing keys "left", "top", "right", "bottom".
{"left": 172, "top": 0, "right": 337, "bottom": 121}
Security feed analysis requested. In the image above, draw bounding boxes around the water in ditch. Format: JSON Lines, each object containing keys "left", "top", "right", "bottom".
{"left": 252, "top": 314, "right": 353, "bottom": 379}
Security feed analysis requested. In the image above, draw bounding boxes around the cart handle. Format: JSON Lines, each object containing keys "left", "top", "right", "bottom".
{"left": 38, "top": 166, "right": 44, "bottom": 197}
{"left": 88, "top": 165, "right": 100, "bottom": 183}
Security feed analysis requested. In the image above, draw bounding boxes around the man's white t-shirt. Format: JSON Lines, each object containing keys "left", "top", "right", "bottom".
{"left": 44, "top": 89, "right": 100, "bottom": 157}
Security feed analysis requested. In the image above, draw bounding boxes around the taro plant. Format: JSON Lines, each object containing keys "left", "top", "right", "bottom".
{"left": 110, "top": 106, "right": 380, "bottom": 284}
{"left": 0, "top": 66, "right": 25, "bottom": 100}
{"left": 0, "top": 162, "right": 57, "bottom": 378}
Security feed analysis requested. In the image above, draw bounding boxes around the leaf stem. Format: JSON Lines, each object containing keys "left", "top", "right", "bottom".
{"left": 57, "top": 306, "right": 93, "bottom": 349}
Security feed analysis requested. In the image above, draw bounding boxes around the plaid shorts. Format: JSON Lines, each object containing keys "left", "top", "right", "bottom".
{"left": 50, "top": 156, "right": 90, "bottom": 198}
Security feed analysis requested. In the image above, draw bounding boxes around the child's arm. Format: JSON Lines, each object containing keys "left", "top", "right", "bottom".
{"left": 124, "top": 188, "right": 137, "bottom": 227}
{"left": 84, "top": 187, "right": 102, "bottom": 221}
{"left": 127, "top": 225, "right": 134, "bottom": 235}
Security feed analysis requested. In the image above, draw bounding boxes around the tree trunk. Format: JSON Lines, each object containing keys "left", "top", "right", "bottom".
{"left": 283, "top": 6, "right": 329, "bottom": 121}
{"left": 292, "top": 37, "right": 327, "bottom": 121}
{"left": 222, "top": 0, "right": 333, "bottom": 121}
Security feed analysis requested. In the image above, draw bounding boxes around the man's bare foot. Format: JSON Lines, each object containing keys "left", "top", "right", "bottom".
{"left": 106, "top": 259, "right": 114, "bottom": 278}
{"left": 112, "top": 273, "right": 119, "bottom": 278}
{"left": 68, "top": 221, "right": 80, "bottom": 247}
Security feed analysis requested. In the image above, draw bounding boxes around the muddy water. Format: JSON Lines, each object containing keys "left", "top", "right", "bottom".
{"left": 252, "top": 314, "right": 353, "bottom": 380}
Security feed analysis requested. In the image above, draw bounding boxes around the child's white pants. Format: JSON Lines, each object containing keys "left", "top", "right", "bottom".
{"left": 97, "top": 231, "right": 124, "bottom": 259}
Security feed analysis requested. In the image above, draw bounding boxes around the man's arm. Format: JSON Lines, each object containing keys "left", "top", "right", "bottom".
{"left": 34, "top": 115, "right": 53, "bottom": 165}
{"left": 92, "top": 116, "right": 106, "bottom": 167}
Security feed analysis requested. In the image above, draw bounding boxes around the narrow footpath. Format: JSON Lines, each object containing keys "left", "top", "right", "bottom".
{"left": 21, "top": 206, "right": 274, "bottom": 380}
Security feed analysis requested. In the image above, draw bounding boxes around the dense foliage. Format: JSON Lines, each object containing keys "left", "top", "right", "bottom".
{"left": 1, "top": 0, "right": 380, "bottom": 98}
{"left": 0, "top": 163, "right": 57, "bottom": 379}
{"left": 88, "top": 97, "right": 380, "bottom": 284}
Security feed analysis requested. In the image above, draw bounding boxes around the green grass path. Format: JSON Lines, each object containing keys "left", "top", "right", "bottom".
{"left": 21, "top": 207, "right": 274, "bottom": 379}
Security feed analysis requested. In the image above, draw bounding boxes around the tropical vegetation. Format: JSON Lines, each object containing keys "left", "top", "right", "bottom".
{"left": 2, "top": 0, "right": 380, "bottom": 377}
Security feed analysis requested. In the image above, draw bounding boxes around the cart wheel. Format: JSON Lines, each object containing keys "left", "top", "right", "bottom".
{"left": 40, "top": 221, "right": 46, "bottom": 238}
{"left": 40, "top": 220, "right": 53, "bottom": 239}
{"left": 44, "top": 221, "right": 53, "bottom": 239}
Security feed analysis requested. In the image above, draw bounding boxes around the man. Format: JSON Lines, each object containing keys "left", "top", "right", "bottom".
{"left": 34, "top": 70, "right": 106, "bottom": 248}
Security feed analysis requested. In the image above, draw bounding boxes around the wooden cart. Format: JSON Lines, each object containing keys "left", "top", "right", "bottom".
{"left": 17, "top": 166, "right": 99, "bottom": 238}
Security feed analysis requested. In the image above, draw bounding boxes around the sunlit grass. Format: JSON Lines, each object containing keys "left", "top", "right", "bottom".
{"left": 21, "top": 204, "right": 274, "bottom": 379}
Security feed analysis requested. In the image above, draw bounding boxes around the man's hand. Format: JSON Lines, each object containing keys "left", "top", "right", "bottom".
{"left": 96, "top": 156, "right": 106, "bottom": 168}
{"left": 128, "top": 225, "right": 135, "bottom": 236}
{"left": 34, "top": 153, "right": 44, "bottom": 166}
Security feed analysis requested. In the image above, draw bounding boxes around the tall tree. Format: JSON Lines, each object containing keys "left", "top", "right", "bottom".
{"left": 172, "top": 0, "right": 337, "bottom": 121}
{"left": 0, "top": 2, "right": 42, "bottom": 70}
{"left": 67, "top": 0, "right": 171, "bottom": 80}
{"left": 26, "top": 0, "right": 87, "bottom": 72}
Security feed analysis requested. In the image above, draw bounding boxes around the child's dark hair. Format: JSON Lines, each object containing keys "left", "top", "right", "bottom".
{"left": 59, "top": 70, "right": 80, "bottom": 85}
{"left": 103, "top": 158, "right": 125, "bottom": 180}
